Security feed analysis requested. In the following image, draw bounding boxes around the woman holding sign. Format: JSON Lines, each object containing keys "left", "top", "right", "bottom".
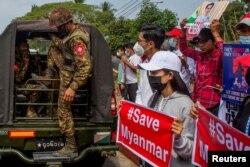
{"left": 139, "top": 51, "right": 195, "bottom": 167}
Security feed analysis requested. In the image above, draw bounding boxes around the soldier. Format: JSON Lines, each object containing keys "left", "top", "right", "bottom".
{"left": 15, "top": 40, "right": 32, "bottom": 85}
{"left": 15, "top": 40, "right": 42, "bottom": 117}
{"left": 47, "top": 8, "right": 91, "bottom": 156}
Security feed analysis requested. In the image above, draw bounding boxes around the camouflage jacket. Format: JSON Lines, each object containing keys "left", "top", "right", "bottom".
{"left": 47, "top": 25, "right": 91, "bottom": 90}
{"left": 15, "top": 52, "right": 32, "bottom": 85}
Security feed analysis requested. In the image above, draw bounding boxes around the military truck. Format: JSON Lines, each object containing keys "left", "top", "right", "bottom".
{"left": 0, "top": 20, "right": 118, "bottom": 167}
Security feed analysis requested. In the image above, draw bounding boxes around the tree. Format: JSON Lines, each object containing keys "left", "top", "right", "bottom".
{"left": 221, "top": 1, "right": 245, "bottom": 42}
{"left": 135, "top": 0, "right": 178, "bottom": 32}
{"left": 100, "top": 1, "right": 116, "bottom": 13}
{"left": 74, "top": 0, "right": 85, "bottom": 3}
{"left": 107, "top": 17, "right": 137, "bottom": 51}
{"left": 17, "top": 2, "right": 97, "bottom": 24}
{"left": 16, "top": 1, "right": 178, "bottom": 51}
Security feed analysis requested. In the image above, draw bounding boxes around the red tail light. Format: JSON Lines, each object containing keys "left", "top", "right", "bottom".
{"left": 9, "top": 130, "right": 36, "bottom": 138}
{"left": 111, "top": 91, "right": 117, "bottom": 116}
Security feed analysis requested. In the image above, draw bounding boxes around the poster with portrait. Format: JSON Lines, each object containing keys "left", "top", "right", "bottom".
{"left": 222, "top": 44, "right": 250, "bottom": 104}
{"left": 186, "top": 1, "right": 229, "bottom": 40}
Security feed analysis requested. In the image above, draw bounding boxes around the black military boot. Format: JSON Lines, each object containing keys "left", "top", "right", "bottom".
{"left": 53, "top": 136, "right": 77, "bottom": 157}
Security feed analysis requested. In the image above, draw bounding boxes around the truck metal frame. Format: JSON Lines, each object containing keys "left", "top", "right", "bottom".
{"left": 0, "top": 20, "right": 118, "bottom": 167}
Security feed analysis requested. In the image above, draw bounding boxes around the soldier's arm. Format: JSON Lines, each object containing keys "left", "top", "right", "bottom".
{"left": 45, "top": 46, "right": 58, "bottom": 78}
{"left": 69, "top": 37, "right": 91, "bottom": 91}
{"left": 15, "top": 63, "right": 29, "bottom": 83}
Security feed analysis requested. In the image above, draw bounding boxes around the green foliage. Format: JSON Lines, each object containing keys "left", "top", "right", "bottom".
{"left": 135, "top": 0, "right": 178, "bottom": 32}
{"left": 17, "top": 1, "right": 178, "bottom": 51}
{"left": 221, "top": 1, "right": 244, "bottom": 42}
{"left": 100, "top": 1, "right": 116, "bottom": 13}
{"left": 17, "top": 2, "right": 97, "bottom": 23}
{"left": 107, "top": 18, "right": 138, "bottom": 52}
{"left": 74, "top": 0, "right": 85, "bottom": 3}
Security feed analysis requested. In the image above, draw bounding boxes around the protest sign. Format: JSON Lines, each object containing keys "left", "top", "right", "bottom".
{"left": 186, "top": 1, "right": 229, "bottom": 40}
{"left": 117, "top": 100, "right": 174, "bottom": 167}
{"left": 222, "top": 44, "right": 250, "bottom": 104}
{"left": 193, "top": 107, "right": 250, "bottom": 167}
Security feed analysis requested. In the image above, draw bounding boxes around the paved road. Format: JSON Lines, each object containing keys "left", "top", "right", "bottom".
{"left": 103, "top": 151, "right": 138, "bottom": 167}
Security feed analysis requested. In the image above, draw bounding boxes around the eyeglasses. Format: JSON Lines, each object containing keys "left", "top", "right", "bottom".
{"left": 137, "top": 38, "right": 147, "bottom": 44}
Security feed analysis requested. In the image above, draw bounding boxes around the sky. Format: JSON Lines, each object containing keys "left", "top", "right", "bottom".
{"left": 0, "top": 0, "right": 234, "bottom": 34}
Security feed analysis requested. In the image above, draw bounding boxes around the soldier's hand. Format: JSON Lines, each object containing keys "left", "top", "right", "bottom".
{"left": 64, "top": 87, "right": 75, "bottom": 103}
{"left": 23, "top": 55, "right": 30, "bottom": 66}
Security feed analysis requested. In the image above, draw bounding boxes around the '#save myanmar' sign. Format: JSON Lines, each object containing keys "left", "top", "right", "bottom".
{"left": 117, "top": 100, "right": 174, "bottom": 167}
{"left": 193, "top": 107, "right": 250, "bottom": 167}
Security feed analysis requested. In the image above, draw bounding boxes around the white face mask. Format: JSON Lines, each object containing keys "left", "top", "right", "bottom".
{"left": 239, "top": 36, "right": 250, "bottom": 44}
{"left": 116, "top": 51, "right": 121, "bottom": 57}
{"left": 133, "top": 42, "right": 144, "bottom": 57}
{"left": 125, "top": 50, "right": 129, "bottom": 56}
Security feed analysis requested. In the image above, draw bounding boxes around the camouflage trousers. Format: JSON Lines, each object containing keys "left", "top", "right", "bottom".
{"left": 57, "top": 86, "right": 75, "bottom": 137}
{"left": 24, "top": 84, "right": 45, "bottom": 114}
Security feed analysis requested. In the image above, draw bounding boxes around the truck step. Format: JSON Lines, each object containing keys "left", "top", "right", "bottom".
{"left": 33, "top": 151, "right": 78, "bottom": 163}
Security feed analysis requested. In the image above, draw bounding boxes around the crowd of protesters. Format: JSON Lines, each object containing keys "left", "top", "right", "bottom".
{"left": 112, "top": 12, "right": 250, "bottom": 167}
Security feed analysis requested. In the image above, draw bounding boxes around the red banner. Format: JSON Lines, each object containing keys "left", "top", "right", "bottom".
{"left": 117, "top": 100, "right": 175, "bottom": 167}
{"left": 193, "top": 107, "right": 250, "bottom": 167}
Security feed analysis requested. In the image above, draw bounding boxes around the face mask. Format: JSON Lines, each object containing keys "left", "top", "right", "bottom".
{"left": 58, "top": 25, "right": 67, "bottom": 38}
{"left": 116, "top": 52, "right": 121, "bottom": 57}
{"left": 125, "top": 50, "right": 129, "bottom": 56}
{"left": 139, "top": 42, "right": 150, "bottom": 54}
{"left": 148, "top": 75, "right": 166, "bottom": 91}
{"left": 168, "top": 38, "right": 177, "bottom": 48}
{"left": 133, "top": 42, "right": 144, "bottom": 57}
{"left": 239, "top": 36, "right": 250, "bottom": 44}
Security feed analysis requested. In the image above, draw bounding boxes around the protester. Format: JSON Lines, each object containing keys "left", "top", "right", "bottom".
{"left": 112, "top": 52, "right": 122, "bottom": 108}
{"left": 179, "top": 19, "right": 223, "bottom": 115}
{"left": 135, "top": 23, "right": 165, "bottom": 105}
{"left": 165, "top": 28, "right": 196, "bottom": 94}
{"left": 190, "top": 14, "right": 250, "bottom": 128}
{"left": 235, "top": 13, "right": 250, "bottom": 43}
{"left": 133, "top": 42, "right": 144, "bottom": 57}
{"left": 121, "top": 43, "right": 141, "bottom": 102}
{"left": 112, "top": 52, "right": 120, "bottom": 76}
{"left": 232, "top": 13, "right": 250, "bottom": 135}
{"left": 233, "top": 67, "right": 250, "bottom": 135}
{"left": 139, "top": 51, "right": 195, "bottom": 167}
{"left": 116, "top": 45, "right": 128, "bottom": 100}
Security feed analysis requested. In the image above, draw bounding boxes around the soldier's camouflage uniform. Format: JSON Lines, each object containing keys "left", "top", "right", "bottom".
{"left": 47, "top": 25, "right": 91, "bottom": 137}
{"left": 15, "top": 52, "right": 42, "bottom": 117}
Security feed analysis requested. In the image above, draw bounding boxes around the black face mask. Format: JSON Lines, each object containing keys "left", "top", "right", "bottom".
{"left": 58, "top": 26, "right": 67, "bottom": 38}
{"left": 148, "top": 75, "right": 166, "bottom": 92}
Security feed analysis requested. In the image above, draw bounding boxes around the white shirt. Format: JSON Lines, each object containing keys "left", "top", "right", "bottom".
{"left": 135, "top": 64, "right": 153, "bottom": 106}
{"left": 174, "top": 50, "right": 196, "bottom": 93}
{"left": 121, "top": 54, "right": 141, "bottom": 84}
